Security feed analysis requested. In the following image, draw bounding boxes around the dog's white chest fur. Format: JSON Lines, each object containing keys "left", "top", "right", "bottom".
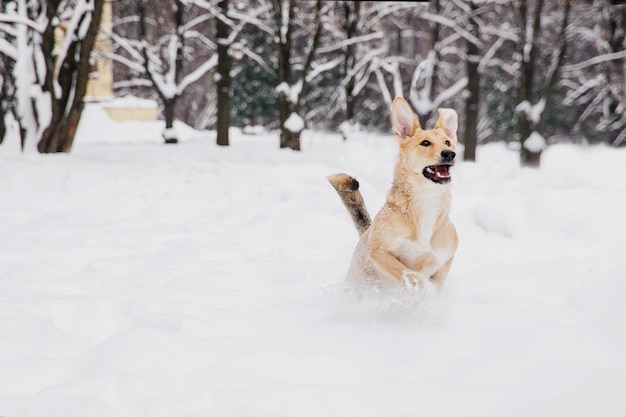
{"left": 390, "top": 187, "right": 451, "bottom": 272}
{"left": 412, "top": 185, "right": 447, "bottom": 245}
{"left": 415, "top": 198, "right": 441, "bottom": 246}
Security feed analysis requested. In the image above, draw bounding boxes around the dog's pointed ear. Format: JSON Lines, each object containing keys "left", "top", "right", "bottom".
{"left": 391, "top": 97, "right": 420, "bottom": 141}
{"left": 435, "top": 108, "right": 458, "bottom": 143}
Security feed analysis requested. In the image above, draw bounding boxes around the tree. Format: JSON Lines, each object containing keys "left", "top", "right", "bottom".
{"left": 110, "top": 0, "right": 218, "bottom": 144}
{"left": 196, "top": 0, "right": 261, "bottom": 145}
{"left": 515, "top": 0, "right": 570, "bottom": 167}
{"left": 0, "top": 0, "right": 104, "bottom": 153}
{"left": 0, "top": 45, "right": 17, "bottom": 145}
{"left": 601, "top": 1, "right": 626, "bottom": 145}
{"left": 364, "top": 2, "right": 471, "bottom": 129}
{"left": 229, "top": 18, "right": 276, "bottom": 129}
{"left": 271, "top": 0, "right": 327, "bottom": 151}
{"left": 308, "top": 2, "right": 389, "bottom": 132}
{"left": 463, "top": 0, "right": 480, "bottom": 162}
{"left": 39, "top": 0, "right": 105, "bottom": 153}
{"left": 561, "top": 0, "right": 625, "bottom": 146}
{"left": 339, "top": 1, "right": 360, "bottom": 123}
{"left": 215, "top": 0, "right": 231, "bottom": 146}
{"left": 326, "top": 2, "right": 407, "bottom": 131}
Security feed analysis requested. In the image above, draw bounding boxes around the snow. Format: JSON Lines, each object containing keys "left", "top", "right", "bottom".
{"left": 162, "top": 127, "right": 177, "bottom": 140}
{"left": 0, "top": 36, "right": 17, "bottom": 60}
{"left": 516, "top": 98, "right": 546, "bottom": 125}
{"left": 280, "top": 0, "right": 289, "bottom": 45}
{"left": 103, "top": 96, "right": 158, "bottom": 109}
{"left": 1, "top": 103, "right": 625, "bottom": 416}
{"left": 339, "top": 120, "right": 362, "bottom": 140}
{"left": 275, "top": 79, "right": 302, "bottom": 105}
{"left": 524, "top": 131, "right": 546, "bottom": 153}
{"left": 283, "top": 112, "right": 305, "bottom": 133}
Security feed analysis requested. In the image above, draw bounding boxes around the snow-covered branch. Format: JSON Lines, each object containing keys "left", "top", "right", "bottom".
{"left": 562, "top": 50, "right": 626, "bottom": 73}
{"left": 0, "top": 36, "right": 17, "bottom": 60}
{"left": 421, "top": 11, "right": 484, "bottom": 48}
{"left": 0, "top": 13, "right": 45, "bottom": 33}
{"left": 228, "top": 8, "right": 274, "bottom": 36}
{"left": 305, "top": 57, "right": 342, "bottom": 83}
{"left": 53, "top": 0, "right": 95, "bottom": 99}
{"left": 316, "top": 31, "right": 383, "bottom": 54}
{"left": 177, "top": 53, "right": 218, "bottom": 94}
{"left": 516, "top": 98, "right": 546, "bottom": 125}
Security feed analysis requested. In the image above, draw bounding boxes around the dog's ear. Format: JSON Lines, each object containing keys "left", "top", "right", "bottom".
{"left": 435, "top": 108, "right": 458, "bottom": 143}
{"left": 391, "top": 97, "right": 421, "bottom": 141}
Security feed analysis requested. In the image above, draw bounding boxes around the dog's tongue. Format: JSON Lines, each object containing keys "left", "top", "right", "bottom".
{"left": 435, "top": 165, "right": 450, "bottom": 178}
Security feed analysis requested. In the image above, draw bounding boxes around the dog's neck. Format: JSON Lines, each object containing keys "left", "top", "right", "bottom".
{"left": 388, "top": 163, "right": 451, "bottom": 221}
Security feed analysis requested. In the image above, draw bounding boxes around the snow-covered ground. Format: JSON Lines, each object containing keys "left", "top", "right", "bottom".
{"left": 1, "top": 104, "right": 625, "bottom": 417}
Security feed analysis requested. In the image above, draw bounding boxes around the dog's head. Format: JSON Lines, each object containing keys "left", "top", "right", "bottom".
{"left": 391, "top": 97, "right": 458, "bottom": 185}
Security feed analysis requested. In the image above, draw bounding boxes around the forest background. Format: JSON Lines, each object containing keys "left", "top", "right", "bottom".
{"left": 0, "top": 0, "right": 625, "bottom": 167}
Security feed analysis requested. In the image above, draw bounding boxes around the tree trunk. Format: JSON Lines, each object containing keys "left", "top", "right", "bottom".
{"left": 521, "top": 149, "right": 541, "bottom": 167}
{"left": 0, "top": 58, "right": 8, "bottom": 144}
{"left": 138, "top": 0, "right": 186, "bottom": 145}
{"left": 425, "top": 0, "right": 440, "bottom": 125}
{"left": 605, "top": 3, "right": 626, "bottom": 145}
{"left": 277, "top": 89, "right": 300, "bottom": 150}
{"left": 280, "top": 129, "right": 301, "bottom": 151}
{"left": 0, "top": 96, "right": 5, "bottom": 144}
{"left": 274, "top": 0, "right": 322, "bottom": 151}
{"left": 37, "top": 0, "right": 104, "bottom": 153}
{"left": 342, "top": 1, "right": 359, "bottom": 123}
{"left": 216, "top": 0, "right": 232, "bottom": 147}
{"left": 517, "top": 0, "right": 542, "bottom": 167}
{"left": 463, "top": 1, "right": 480, "bottom": 162}
{"left": 275, "top": 0, "right": 297, "bottom": 150}
{"left": 0, "top": 115, "right": 5, "bottom": 145}
{"left": 163, "top": 98, "right": 178, "bottom": 144}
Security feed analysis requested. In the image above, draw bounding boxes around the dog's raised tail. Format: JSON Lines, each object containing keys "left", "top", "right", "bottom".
{"left": 327, "top": 173, "right": 371, "bottom": 236}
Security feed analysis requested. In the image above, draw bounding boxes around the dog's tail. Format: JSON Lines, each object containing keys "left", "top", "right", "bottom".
{"left": 327, "top": 173, "right": 371, "bottom": 236}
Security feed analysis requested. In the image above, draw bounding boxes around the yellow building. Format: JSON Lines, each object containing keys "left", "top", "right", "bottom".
{"left": 84, "top": 0, "right": 157, "bottom": 121}
{"left": 85, "top": 0, "right": 113, "bottom": 100}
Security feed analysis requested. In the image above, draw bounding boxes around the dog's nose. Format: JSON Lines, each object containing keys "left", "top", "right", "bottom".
{"left": 441, "top": 150, "right": 456, "bottom": 161}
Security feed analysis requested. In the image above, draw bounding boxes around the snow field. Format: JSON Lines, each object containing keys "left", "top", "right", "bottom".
{"left": 0, "top": 108, "right": 625, "bottom": 416}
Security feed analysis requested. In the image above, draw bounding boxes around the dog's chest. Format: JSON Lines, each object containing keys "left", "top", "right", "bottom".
{"left": 412, "top": 189, "right": 446, "bottom": 242}
{"left": 394, "top": 196, "right": 448, "bottom": 261}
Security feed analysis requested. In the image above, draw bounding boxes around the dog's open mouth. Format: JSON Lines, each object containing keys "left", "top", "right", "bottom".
{"left": 423, "top": 164, "right": 452, "bottom": 184}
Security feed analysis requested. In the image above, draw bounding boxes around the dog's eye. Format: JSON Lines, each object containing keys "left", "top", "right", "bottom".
{"left": 445, "top": 140, "right": 451, "bottom": 146}
{"left": 420, "top": 140, "right": 431, "bottom": 147}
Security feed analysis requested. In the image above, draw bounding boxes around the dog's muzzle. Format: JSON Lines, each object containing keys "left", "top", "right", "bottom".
{"left": 423, "top": 150, "right": 455, "bottom": 184}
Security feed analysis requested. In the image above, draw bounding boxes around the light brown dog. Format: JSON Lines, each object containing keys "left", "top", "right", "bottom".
{"left": 328, "top": 96, "right": 459, "bottom": 291}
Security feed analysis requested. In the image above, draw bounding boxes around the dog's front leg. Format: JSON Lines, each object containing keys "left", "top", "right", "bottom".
{"left": 368, "top": 245, "right": 426, "bottom": 289}
{"left": 430, "top": 256, "right": 454, "bottom": 289}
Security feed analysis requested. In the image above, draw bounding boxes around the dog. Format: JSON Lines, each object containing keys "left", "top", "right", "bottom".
{"left": 328, "top": 96, "right": 458, "bottom": 292}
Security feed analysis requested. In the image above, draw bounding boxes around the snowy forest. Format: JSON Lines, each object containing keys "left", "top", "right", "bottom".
{"left": 1, "top": 2, "right": 626, "bottom": 415}
{"left": 1, "top": 0, "right": 625, "bottom": 163}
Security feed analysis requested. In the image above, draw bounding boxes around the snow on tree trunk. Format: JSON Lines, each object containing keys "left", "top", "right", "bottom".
{"left": 341, "top": 1, "right": 359, "bottom": 123}
{"left": 162, "top": 98, "right": 177, "bottom": 144}
{"left": 284, "top": 112, "right": 304, "bottom": 133}
{"left": 38, "top": 0, "right": 105, "bottom": 153}
{"left": 129, "top": 0, "right": 219, "bottom": 145}
{"left": 272, "top": 0, "right": 324, "bottom": 151}
{"left": 522, "top": 131, "right": 545, "bottom": 168}
{"left": 516, "top": 0, "right": 543, "bottom": 167}
{"left": 516, "top": 0, "right": 569, "bottom": 167}
{"left": 0, "top": 0, "right": 48, "bottom": 152}
{"left": 0, "top": 0, "right": 102, "bottom": 153}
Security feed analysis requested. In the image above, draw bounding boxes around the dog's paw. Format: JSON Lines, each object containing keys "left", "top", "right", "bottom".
{"left": 402, "top": 270, "right": 426, "bottom": 293}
